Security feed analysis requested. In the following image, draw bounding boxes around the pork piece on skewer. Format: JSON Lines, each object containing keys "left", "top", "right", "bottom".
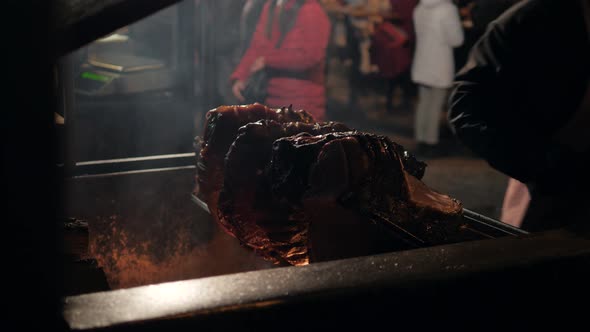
{"left": 194, "top": 103, "right": 315, "bottom": 220}
{"left": 269, "top": 132, "right": 463, "bottom": 263}
{"left": 217, "top": 120, "right": 351, "bottom": 266}
{"left": 218, "top": 128, "right": 462, "bottom": 266}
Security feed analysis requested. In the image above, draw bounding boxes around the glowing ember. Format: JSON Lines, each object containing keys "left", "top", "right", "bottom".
{"left": 89, "top": 214, "right": 272, "bottom": 289}
{"left": 67, "top": 168, "right": 272, "bottom": 290}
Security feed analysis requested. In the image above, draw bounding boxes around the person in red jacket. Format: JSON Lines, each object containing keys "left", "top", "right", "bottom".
{"left": 231, "top": 0, "right": 331, "bottom": 120}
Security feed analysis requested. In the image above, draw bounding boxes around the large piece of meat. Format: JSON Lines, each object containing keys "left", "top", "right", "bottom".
{"left": 269, "top": 132, "right": 463, "bottom": 263}
{"left": 217, "top": 120, "right": 351, "bottom": 265}
{"left": 195, "top": 104, "right": 314, "bottom": 220}
{"left": 194, "top": 104, "right": 464, "bottom": 266}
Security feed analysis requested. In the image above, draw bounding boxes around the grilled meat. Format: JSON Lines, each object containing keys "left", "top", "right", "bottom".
{"left": 195, "top": 104, "right": 314, "bottom": 220}
{"left": 193, "top": 104, "right": 464, "bottom": 266}
{"left": 269, "top": 132, "right": 463, "bottom": 263}
{"left": 217, "top": 120, "right": 351, "bottom": 265}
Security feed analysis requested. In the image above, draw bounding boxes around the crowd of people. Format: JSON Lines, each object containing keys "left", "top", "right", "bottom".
{"left": 194, "top": 0, "right": 521, "bottom": 151}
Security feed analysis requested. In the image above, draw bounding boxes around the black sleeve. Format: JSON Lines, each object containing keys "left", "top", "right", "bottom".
{"left": 448, "top": 1, "right": 547, "bottom": 183}
{"left": 470, "top": 0, "right": 521, "bottom": 35}
{"left": 447, "top": 0, "right": 590, "bottom": 191}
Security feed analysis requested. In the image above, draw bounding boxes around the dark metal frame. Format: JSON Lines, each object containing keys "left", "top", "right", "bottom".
{"left": 63, "top": 228, "right": 590, "bottom": 330}
{"left": 7, "top": 1, "right": 588, "bottom": 330}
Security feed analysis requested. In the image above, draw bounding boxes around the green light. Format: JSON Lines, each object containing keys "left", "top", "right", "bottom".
{"left": 81, "top": 71, "right": 110, "bottom": 82}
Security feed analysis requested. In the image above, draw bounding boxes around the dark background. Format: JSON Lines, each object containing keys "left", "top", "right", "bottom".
{"left": 3, "top": 2, "right": 588, "bottom": 330}
{"left": 4, "top": 1, "right": 63, "bottom": 330}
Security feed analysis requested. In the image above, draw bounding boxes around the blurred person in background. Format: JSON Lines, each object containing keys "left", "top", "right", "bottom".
{"left": 377, "top": 0, "right": 418, "bottom": 113}
{"left": 231, "top": 0, "right": 331, "bottom": 120}
{"left": 411, "top": 0, "right": 464, "bottom": 156}
{"left": 321, "top": 0, "right": 350, "bottom": 61}
{"left": 500, "top": 178, "right": 530, "bottom": 228}
{"left": 338, "top": 0, "right": 392, "bottom": 112}
{"left": 347, "top": 0, "right": 392, "bottom": 75}
{"left": 448, "top": 0, "right": 590, "bottom": 231}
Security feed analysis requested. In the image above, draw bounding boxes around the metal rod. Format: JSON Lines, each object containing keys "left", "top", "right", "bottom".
{"left": 462, "top": 209, "right": 528, "bottom": 236}
{"left": 75, "top": 152, "right": 195, "bottom": 166}
{"left": 72, "top": 165, "right": 195, "bottom": 179}
{"left": 191, "top": 194, "right": 211, "bottom": 214}
{"left": 362, "top": 209, "right": 426, "bottom": 246}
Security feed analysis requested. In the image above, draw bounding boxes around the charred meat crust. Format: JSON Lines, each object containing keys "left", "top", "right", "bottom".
{"left": 194, "top": 104, "right": 463, "bottom": 267}
{"left": 194, "top": 104, "right": 315, "bottom": 217}
{"left": 269, "top": 132, "right": 463, "bottom": 253}
{"left": 269, "top": 132, "right": 427, "bottom": 205}
{"left": 217, "top": 120, "right": 351, "bottom": 265}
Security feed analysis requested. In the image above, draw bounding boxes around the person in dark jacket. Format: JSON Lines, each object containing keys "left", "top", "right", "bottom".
{"left": 382, "top": 0, "right": 418, "bottom": 113}
{"left": 448, "top": 0, "right": 590, "bottom": 231}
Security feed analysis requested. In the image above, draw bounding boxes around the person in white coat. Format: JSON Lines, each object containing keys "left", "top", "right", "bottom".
{"left": 411, "top": 0, "right": 464, "bottom": 155}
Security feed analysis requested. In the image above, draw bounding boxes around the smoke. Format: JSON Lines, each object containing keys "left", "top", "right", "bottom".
{"left": 66, "top": 2, "right": 275, "bottom": 290}
{"left": 71, "top": 3, "right": 200, "bottom": 163}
